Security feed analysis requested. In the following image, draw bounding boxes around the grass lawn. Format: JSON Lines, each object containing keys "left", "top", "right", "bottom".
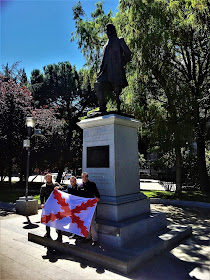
{"left": 0, "top": 188, "right": 40, "bottom": 203}
{"left": 33, "top": 190, "right": 210, "bottom": 204}
{"left": 33, "top": 194, "right": 41, "bottom": 204}
{"left": 0, "top": 187, "right": 209, "bottom": 204}
{"left": 0, "top": 189, "right": 26, "bottom": 203}
{"left": 141, "top": 190, "right": 210, "bottom": 203}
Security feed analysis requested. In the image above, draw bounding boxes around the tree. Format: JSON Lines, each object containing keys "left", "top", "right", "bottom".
{"left": 116, "top": 0, "right": 209, "bottom": 192}
{"left": 0, "top": 75, "right": 33, "bottom": 185}
{"left": 30, "top": 107, "right": 65, "bottom": 174}
{"left": 30, "top": 69, "right": 45, "bottom": 107}
{"left": 71, "top": 0, "right": 209, "bottom": 193}
{"left": 0, "top": 62, "right": 23, "bottom": 83}
{"left": 30, "top": 62, "right": 97, "bottom": 182}
{"left": 71, "top": 1, "right": 113, "bottom": 74}
{"left": 20, "top": 68, "right": 28, "bottom": 86}
{"left": 0, "top": 63, "right": 66, "bottom": 185}
{"left": 71, "top": 1, "right": 185, "bottom": 192}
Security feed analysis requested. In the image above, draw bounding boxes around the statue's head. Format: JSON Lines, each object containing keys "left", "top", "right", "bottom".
{"left": 106, "top": 23, "right": 117, "bottom": 38}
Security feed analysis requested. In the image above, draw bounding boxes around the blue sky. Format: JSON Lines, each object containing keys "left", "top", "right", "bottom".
{"left": 0, "top": 0, "right": 119, "bottom": 79}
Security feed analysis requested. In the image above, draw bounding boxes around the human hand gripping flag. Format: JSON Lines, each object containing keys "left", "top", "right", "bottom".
{"left": 41, "top": 189, "right": 98, "bottom": 237}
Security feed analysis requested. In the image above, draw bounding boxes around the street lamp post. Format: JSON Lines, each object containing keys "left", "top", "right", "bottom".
{"left": 16, "top": 116, "right": 40, "bottom": 215}
{"left": 25, "top": 117, "right": 35, "bottom": 201}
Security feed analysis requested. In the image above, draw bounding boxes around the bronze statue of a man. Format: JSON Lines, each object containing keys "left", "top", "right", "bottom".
{"left": 94, "top": 23, "right": 131, "bottom": 113}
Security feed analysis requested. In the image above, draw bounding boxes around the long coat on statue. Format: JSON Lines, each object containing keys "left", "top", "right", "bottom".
{"left": 97, "top": 36, "right": 131, "bottom": 88}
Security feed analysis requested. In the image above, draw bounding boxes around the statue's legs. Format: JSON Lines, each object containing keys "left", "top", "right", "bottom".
{"left": 94, "top": 82, "right": 106, "bottom": 112}
{"left": 113, "top": 86, "right": 122, "bottom": 113}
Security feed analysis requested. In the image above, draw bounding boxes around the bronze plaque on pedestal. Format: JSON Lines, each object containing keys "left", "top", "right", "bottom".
{"left": 87, "top": 145, "right": 109, "bottom": 168}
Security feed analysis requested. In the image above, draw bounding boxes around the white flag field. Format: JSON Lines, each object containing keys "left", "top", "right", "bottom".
{"left": 41, "top": 190, "right": 98, "bottom": 237}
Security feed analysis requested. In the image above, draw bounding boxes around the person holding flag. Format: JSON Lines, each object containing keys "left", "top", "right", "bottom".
{"left": 64, "top": 176, "right": 81, "bottom": 238}
{"left": 66, "top": 176, "right": 81, "bottom": 196}
{"left": 79, "top": 172, "right": 100, "bottom": 246}
{"left": 41, "top": 174, "right": 99, "bottom": 243}
{"left": 40, "top": 173, "right": 63, "bottom": 241}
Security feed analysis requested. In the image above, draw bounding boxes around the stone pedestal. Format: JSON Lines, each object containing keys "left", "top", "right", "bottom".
{"left": 28, "top": 114, "right": 192, "bottom": 274}
{"left": 77, "top": 114, "right": 167, "bottom": 247}
{"left": 78, "top": 114, "right": 141, "bottom": 198}
{"left": 16, "top": 196, "right": 38, "bottom": 216}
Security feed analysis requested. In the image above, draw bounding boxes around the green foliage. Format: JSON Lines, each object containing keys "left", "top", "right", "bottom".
{"left": 0, "top": 63, "right": 77, "bottom": 181}
{"left": 70, "top": 0, "right": 210, "bottom": 190}
{"left": 0, "top": 62, "right": 23, "bottom": 83}
{"left": 0, "top": 74, "right": 33, "bottom": 182}
{"left": 71, "top": 1, "right": 113, "bottom": 72}
{"left": 117, "top": 0, "right": 209, "bottom": 191}
{"left": 141, "top": 189, "right": 210, "bottom": 203}
{"left": 0, "top": 189, "right": 26, "bottom": 203}
{"left": 152, "top": 151, "right": 176, "bottom": 171}
{"left": 206, "top": 143, "right": 210, "bottom": 176}
{"left": 30, "top": 61, "right": 97, "bottom": 176}
{"left": 139, "top": 153, "right": 146, "bottom": 168}
{"left": 33, "top": 194, "right": 41, "bottom": 203}
{"left": 20, "top": 68, "right": 28, "bottom": 86}
{"left": 0, "top": 182, "right": 41, "bottom": 203}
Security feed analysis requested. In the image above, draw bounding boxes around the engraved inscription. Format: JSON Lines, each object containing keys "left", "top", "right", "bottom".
{"left": 89, "top": 173, "right": 108, "bottom": 185}
{"left": 85, "top": 132, "right": 111, "bottom": 143}
{"left": 84, "top": 126, "right": 112, "bottom": 143}
{"left": 88, "top": 172, "right": 110, "bottom": 192}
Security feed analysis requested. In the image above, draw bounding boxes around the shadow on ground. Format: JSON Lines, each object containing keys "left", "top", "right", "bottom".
{"left": 23, "top": 216, "right": 40, "bottom": 229}
{"left": 152, "top": 205, "right": 210, "bottom": 267}
{"left": 37, "top": 205, "right": 210, "bottom": 279}
{"left": 39, "top": 243, "right": 201, "bottom": 280}
{"left": 1, "top": 204, "right": 209, "bottom": 279}
{"left": 42, "top": 246, "right": 106, "bottom": 275}
{"left": 0, "top": 209, "right": 16, "bottom": 217}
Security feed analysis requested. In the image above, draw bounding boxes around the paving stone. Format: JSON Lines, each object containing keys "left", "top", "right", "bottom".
{"left": 41, "top": 266, "right": 75, "bottom": 280}
{"left": 1, "top": 248, "right": 30, "bottom": 265}
{"left": 1, "top": 269, "right": 15, "bottom": 280}
{"left": 189, "top": 265, "right": 210, "bottom": 280}
{"left": 0, "top": 206, "right": 210, "bottom": 279}
{"left": 24, "top": 258, "right": 53, "bottom": 271}
{"left": 1, "top": 255, "right": 27, "bottom": 277}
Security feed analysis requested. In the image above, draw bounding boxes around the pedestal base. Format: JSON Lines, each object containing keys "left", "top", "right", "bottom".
{"left": 28, "top": 223, "right": 192, "bottom": 274}
{"left": 76, "top": 114, "right": 190, "bottom": 252}
{"left": 97, "top": 211, "right": 167, "bottom": 247}
{"left": 16, "top": 197, "right": 38, "bottom": 216}
{"left": 97, "top": 194, "right": 150, "bottom": 222}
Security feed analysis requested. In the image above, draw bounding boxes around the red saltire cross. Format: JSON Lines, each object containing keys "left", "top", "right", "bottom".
{"left": 41, "top": 190, "right": 97, "bottom": 237}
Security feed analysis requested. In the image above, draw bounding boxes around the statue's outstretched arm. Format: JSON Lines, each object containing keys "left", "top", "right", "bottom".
{"left": 119, "top": 38, "right": 132, "bottom": 66}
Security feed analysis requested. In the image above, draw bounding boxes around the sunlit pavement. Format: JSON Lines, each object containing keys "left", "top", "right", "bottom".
{"left": 4, "top": 175, "right": 80, "bottom": 186}
{"left": 5, "top": 176, "right": 176, "bottom": 191}
{"left": 140, "top": 179, "right": 176, "bottom": 191}
{"left": 0, "top": 204, "right": 209, "bottom": 280}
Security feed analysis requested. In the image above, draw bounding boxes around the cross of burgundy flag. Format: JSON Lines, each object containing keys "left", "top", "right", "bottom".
{"left": 41, "top": 190, "right": 98, "bottom": 237}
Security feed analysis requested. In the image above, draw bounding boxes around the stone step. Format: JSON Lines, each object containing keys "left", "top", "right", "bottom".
{"left": 97, "top": 210, "right": 168, "bottom": 247}
{"left": 28, "top": 224, "right": 192, "bottom": 274}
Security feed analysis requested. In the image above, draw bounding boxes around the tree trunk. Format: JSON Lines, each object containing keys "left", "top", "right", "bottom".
{"left": 31, "top": 174, "right": 39, "bottom": 182}
{"left": 56, "top": 166, "right": 64, "bottom": 184}
{"left": 175, "top": 146, "right": 182, "bottom": 194}
{"left": 8, "top": 163, "right": 12, "bottom": 187}
{"left": 197, "top": 137, "right": 210, "bottom": 193}
{"left": 19, "top": 171, "right": 24, "bottom": 182}
{"left": 0, "top": 169, "right": 5, "bottom": 182}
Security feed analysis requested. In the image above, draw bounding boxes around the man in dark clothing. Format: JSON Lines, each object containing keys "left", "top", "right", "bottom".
{"left": 65, "top": 176, "right": 82, "bottom": 239}
{"left": 40, "top": 173, "right": 63, "bottom": 241}
{"left": 66, "top": 176, "right": 81, "bottom": 196}
{"left": 79, "top": 172, "right": 100, "bottom": 246}
{"left": 94, "top": 23, "right": 131, "bottom": 112}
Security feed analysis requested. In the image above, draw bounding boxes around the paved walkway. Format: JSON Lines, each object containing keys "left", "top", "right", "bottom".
{"left": 140, "top": 179, "right": 176, "bottom": 191}
{"left": 3, "top": 176, "right": 176, "bottom": 191}
{"left": 0, "top": 205, "right": 209, "bottom": 280}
